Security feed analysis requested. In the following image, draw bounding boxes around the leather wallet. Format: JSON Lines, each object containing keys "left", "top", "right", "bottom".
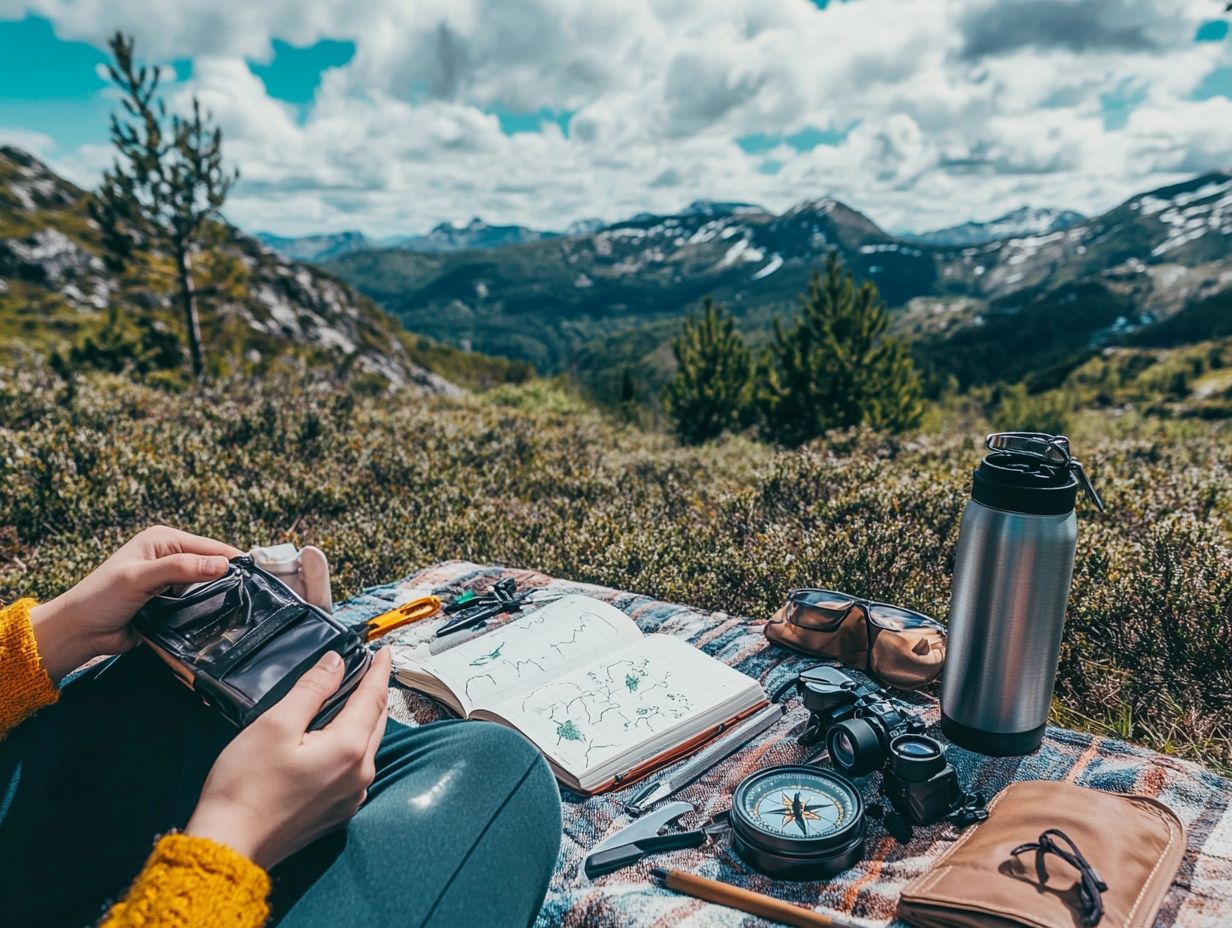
{"left": 133, "top": 555, "right": 371, "bottom": 729}
{"left": 898, "top": 780, "right": 1185, "bottom": 928}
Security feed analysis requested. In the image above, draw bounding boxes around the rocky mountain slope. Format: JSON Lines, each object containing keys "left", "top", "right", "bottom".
{"left": 0, "top": 146, "right": 460, "bottom": 392}
{"left": 326, "top": 173, "right": 1232, "bottom": 393}
{"left": 905, "top": 207, "right": 1086, "bottom": 247}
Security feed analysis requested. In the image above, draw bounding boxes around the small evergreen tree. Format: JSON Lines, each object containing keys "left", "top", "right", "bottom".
{"left": 663, "top": 298, "right": 753, "bottom": 444}
{"left": 761, "top": 252, "right": 923, "bottom": 446}
{"left": 90, "top": 32, "right": 238, "bottom": 380}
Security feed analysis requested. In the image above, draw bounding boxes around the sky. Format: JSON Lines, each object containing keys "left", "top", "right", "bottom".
{"left": 1, "top": 0, "right": 1231, "bottom": 238}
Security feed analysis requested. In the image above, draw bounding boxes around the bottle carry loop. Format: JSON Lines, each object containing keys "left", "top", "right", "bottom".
{"left": 984, "top": 432, "right": 1104, "bottom": 512}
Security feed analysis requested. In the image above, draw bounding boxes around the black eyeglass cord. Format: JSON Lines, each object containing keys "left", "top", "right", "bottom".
{"left": 1011, "top": 828, "right": 1108, "bottom": 927}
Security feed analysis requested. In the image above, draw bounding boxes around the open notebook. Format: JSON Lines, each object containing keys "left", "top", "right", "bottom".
{"left": 394, "top": 595, "right": 766, "bottom": 793}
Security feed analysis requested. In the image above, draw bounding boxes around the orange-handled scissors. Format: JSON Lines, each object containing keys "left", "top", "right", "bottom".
{"left": 363, "top": 595, "right": 442, "bottom": 642}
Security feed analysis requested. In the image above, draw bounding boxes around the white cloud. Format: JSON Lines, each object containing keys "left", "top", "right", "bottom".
{"left": 9, "top": 0, "right": 1232, "bottom": 235}
{"left": 0, "top": 126, "right": 56, "bottom": 155}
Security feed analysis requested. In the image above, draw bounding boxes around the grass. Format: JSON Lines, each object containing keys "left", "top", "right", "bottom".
{"left": 0, "top": 364, "right": 1228, "bottom": 773}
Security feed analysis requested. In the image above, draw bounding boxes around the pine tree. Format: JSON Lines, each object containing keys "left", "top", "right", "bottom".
{"left": 761, "top": 252, "right": 923, "bottom": 446}
{"left": 663, "top": 298, "right": 753, "bottom": 444}
{"left": 90, "top": 32, "right": 238, "bottom": 380}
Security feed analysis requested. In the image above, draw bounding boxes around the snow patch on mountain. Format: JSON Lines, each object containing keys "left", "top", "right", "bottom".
{"left": 908, "top": 207, "right": 1086, "bottom": 246}
{"left": 720, "top": 238, "right": 765, "bottom": 267}
{"left": 752, "top": 254, "right": 783, "bottom": 279}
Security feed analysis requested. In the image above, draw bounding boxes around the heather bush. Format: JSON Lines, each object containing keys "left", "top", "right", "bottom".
{"left": 0, "top": 365, "right": 1228, "bottom": 770}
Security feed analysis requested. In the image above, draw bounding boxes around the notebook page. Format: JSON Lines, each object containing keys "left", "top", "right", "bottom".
{"left": 490, "top": 634, "right": 761, "bottom": 779}
{"left": 396, "top": 595, "right": 640, "bottom": 714}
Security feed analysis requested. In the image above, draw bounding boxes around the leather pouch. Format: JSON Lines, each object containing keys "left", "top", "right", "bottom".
{"left": 766, "top": 595, "right": 945, "bottom": 690}
{"left": 898, "top": 780, "right": 1185, "bottom": 928}
{"left": 133, "top": 555, "right": 371, "bottom": 729}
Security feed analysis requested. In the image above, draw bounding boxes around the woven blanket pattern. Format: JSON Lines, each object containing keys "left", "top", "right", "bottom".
{"left": 335, "top": 561, "right": 1232, "bottom": 928}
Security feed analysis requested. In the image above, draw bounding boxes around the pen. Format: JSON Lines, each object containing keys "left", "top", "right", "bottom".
{"left": 624, "top": 702, "right": 786, "bottom": 816}
{"left": 650, "top": 868, "right": 868, "bottom": 928}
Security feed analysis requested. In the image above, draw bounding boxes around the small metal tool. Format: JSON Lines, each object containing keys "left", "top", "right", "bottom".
{"left": 582, "top": 802, "right": 704, "bottom": 880}
{"left": 436, "top": 578, "right": 535, "bottom": 637}
{"left": 623, "top": 702, "right": 787, "bottom": 817}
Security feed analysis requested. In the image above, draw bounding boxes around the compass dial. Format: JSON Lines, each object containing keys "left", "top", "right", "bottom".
{"left": 728, "top": 765, "right": 866, "bottom": 879}
{"left": 738, "top": 768, "right": 858, "bottom": 840}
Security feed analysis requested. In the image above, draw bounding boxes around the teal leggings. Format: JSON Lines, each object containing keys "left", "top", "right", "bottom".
{"left": 0, "top": 647, "right": 562, "bottom": 928}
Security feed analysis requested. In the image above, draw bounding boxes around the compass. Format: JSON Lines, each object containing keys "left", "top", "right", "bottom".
{"left": 728, "top": 765, "right": 866, "bottom": 880}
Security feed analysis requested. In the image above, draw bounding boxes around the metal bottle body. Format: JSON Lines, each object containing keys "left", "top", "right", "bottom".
{"left": 941, "top": 498, "right": 1077, "bottom": 755}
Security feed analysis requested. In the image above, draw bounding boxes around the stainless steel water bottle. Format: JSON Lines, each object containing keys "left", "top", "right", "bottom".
{"left": 941, "top": 432, "right": 1103, "bottom": 756}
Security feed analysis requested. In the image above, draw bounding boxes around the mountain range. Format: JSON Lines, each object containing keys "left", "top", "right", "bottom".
{"left": 319, "top": 173, "right": 1232, "bottom": 398}
{"left": 257, "top": 217, "right": 572, "bottom": 263}
{"left": 902, "top": 206, "right": 1087, "bottom": 247}
{"left": 0, "top": 145, "right": 473, "bottom": 392}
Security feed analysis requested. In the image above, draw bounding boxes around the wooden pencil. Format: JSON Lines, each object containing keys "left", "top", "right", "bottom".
{"left": 650, "top": 868, "right": 866, "bottom": 928}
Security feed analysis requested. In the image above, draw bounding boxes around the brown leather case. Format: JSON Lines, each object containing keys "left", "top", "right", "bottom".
{"left": 898, "top": 780, "right": 1185, "bottom": 928}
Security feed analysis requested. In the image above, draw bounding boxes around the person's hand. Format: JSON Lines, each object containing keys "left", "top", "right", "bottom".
{"left": 184, "top": 647, "right": 392, "bottom": 870}
{"left": 29, "top": 525, "right": 242, "bottom": 682}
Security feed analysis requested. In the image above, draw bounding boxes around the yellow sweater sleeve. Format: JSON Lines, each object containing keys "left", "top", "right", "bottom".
{"left": 100, "top": 834, "right": 271, "bottom": 928}
{"left": 0, "top": 598, "right": 60, "bottom": 735}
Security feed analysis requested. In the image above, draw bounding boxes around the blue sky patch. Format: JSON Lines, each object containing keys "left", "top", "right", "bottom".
{"left": 1192, "top": 66, "right": 1232, "bottom": 101}
{"left": 495, "top": 107, "right": 572, "bottom": 136}
{"left": 0, "top": 16, "right": 113, "bottom": 151}
{"left": 738, "top": 126, "right": 849, "bottom": 155}
{"left": 1195, "top": 20, "right": 1229, "bottom": 43}
{"left": 248, "top": 38, "right": 355, "bottom": 105}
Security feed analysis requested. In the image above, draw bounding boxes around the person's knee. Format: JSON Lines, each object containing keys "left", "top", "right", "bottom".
{"left": 466, "top": 723, "right": 561, "bottom": 842}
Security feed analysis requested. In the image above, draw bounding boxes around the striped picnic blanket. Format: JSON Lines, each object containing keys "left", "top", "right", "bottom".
{"left": 336, "top": 561, "right": 1232, "bottom": 928}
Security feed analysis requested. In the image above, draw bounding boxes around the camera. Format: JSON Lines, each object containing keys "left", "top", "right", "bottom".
{"left": 794, "top": 666, "right": 980, "bottom": 828}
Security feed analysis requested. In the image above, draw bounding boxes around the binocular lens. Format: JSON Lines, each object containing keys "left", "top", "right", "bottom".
{"left": 826, "top": 718, "right": 885, "bottom": 776}
{"left": 831, "top": 730, "right": 856, "bottom": 769}
{"left": 887, "top": 734, "right": 946, "bottom": 782}
{"left": 896, "top": 738, "right": 938, "bottom": 758}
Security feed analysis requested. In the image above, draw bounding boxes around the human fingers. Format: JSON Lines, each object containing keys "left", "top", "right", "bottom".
{"left": 123, "top": 551, "right": 232, "bottom": 595}
{"left": 325, "top": 647, "right": 391, "bottom": 743}
{"left": 262, "top": 651, "right": 347, "bottom": 735}
{"left": 139, "top": 525, "right": 244, "bottom": 560}
{"left": 361, "top": 655, "right": 391, "bottom": 761}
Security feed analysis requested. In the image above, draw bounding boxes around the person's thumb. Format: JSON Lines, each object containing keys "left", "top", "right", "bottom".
{"left": 136, "top": 553, "right": 231, "bottom": 593}
{"left": 263, "top": 651, "right": 346, "bottom": 736}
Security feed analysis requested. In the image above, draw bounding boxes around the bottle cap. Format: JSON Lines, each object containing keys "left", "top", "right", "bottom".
{"left": 972, "top": 451, "right": 1079, "bottom": 515}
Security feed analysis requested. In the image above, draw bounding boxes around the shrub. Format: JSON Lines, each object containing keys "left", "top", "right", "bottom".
{"left": 761, "top": 253, "right": 923, "bottom": 445}
{"left": 0, "top": 365, "right": 1228, "bottom": 770}
{"left": 662, "top": 298, "right": 753, "bottom": 444}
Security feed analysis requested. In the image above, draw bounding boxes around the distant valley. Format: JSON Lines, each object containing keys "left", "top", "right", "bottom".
{"left": 310, "top": 176, "right": 1232, "bottom": 401}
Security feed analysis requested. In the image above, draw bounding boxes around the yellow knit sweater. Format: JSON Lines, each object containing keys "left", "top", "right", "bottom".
{"left": 0, "top": 599, "right": 271, "bottom": 927}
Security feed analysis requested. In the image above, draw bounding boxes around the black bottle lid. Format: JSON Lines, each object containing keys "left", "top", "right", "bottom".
{"left": 972, "top": 451, "right": 1078, "bottom": 515}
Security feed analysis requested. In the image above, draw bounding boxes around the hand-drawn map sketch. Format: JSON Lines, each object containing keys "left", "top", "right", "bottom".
{"left": 424, "top": 595, "right": 639, "bottom": 711}
{"left": 509, "top": 636, "right": 739, "bottom": 774}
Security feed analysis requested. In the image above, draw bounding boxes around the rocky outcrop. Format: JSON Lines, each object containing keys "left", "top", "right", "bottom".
{"left": 0, "top": 146, "right": 459, "bottom": 394}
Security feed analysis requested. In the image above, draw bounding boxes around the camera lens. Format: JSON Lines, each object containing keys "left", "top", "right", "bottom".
{"left": 887, "top": 734, "right": 946, "bottom": 782}
{"left": 826, "top": 718, "right": 885, "bottom": 775}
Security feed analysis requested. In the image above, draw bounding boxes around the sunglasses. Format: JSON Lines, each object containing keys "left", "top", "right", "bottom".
{"left": 769, "top": 589, "right": 946, "bottom": 690}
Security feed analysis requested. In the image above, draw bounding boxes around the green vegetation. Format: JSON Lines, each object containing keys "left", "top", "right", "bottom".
{"left": 1, "top": 363, "right": 1227, "bottom": 772}
{"left": 761, "top": 254, "right": 924, "bottom": 445}
{"left": 663, "top": 298, "right": 753, "bottom": 444}
{"left": 91, "top": 32, "right": 238, "bottom": 379}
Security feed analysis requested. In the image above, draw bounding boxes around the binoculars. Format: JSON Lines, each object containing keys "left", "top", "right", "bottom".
{"left": 794, "top": 666, "right": 981, "bottom": 828}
